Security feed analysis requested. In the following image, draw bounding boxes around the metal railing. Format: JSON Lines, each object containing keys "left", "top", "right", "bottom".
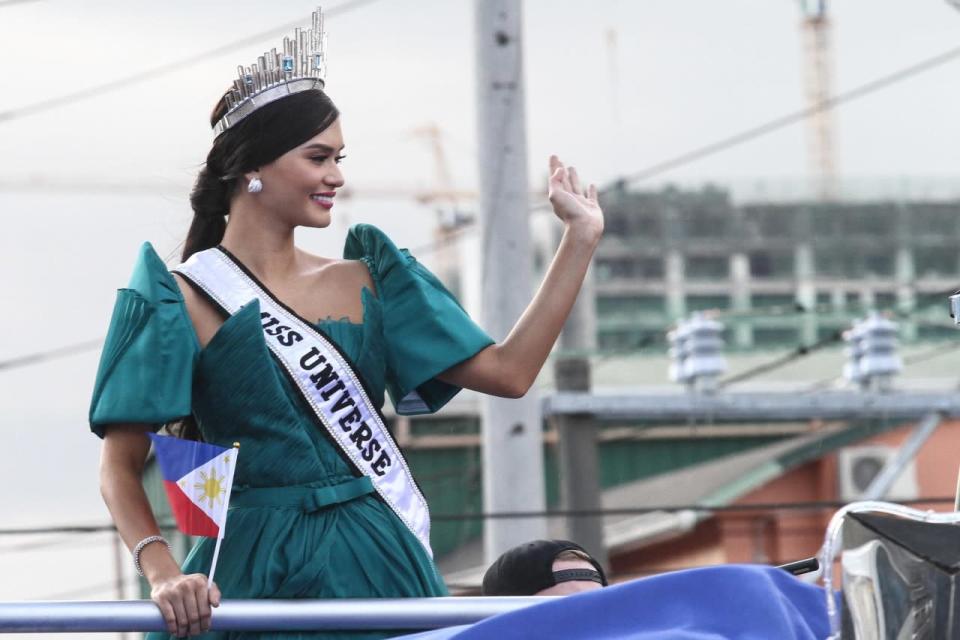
{"left": 0, "top": 597, "right": 549, "bottom": 633}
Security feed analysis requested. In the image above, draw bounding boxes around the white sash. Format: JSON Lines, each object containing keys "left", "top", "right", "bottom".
{"left": 175, "top": 247, "right": 432, "bottom": 556}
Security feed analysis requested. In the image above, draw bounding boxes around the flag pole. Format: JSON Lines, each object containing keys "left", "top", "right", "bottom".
{"left": 208, "top": 442, "right": 240, "bottom": 589}
{"left": 207, "top": 535, "right": 225, "bottom": 590}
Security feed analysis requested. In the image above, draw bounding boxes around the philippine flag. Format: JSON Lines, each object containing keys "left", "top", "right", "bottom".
{"left": 148, "top": 434, "right": 238, "bottom": 538}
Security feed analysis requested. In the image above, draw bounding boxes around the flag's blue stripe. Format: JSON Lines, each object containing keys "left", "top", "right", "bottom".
{"left": 148, "top": 434, "right": 227, "bottom": 481}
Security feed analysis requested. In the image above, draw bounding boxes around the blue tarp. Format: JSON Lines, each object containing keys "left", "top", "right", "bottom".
{"left": 395, "top": 565, "right": 832, "bottom": 640}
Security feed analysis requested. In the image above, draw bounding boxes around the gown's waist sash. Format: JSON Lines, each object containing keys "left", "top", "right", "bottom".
{"left": 230, "top": 476, "right": 375, "bottom": 512}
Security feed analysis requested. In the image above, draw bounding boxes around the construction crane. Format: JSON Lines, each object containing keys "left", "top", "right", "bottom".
{"left": 411, "top": 122, "right": 474, "bottom": 296}
{"left": 798, "top": 0, "right": 838, "bottom": 201}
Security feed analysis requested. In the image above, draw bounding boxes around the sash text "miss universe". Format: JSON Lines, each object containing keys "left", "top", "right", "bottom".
{"left": 260, "top": 310, "right": 392, "bottom": 476}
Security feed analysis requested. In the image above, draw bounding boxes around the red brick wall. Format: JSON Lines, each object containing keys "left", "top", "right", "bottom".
{"left": 610, "top": 420, "right": 960, "bottom": 578}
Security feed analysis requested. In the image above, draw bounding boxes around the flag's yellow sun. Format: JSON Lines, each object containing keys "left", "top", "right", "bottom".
{"left": 195, "top": 469, "right": 226, "bottom": 509}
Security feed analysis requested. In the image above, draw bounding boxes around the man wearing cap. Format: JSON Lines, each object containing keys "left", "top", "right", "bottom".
{"left": 481, "top": 539, "right": 608, "bottom": 596}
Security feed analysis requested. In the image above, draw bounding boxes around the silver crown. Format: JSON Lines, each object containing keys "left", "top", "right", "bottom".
{"left": 212, "top": 7, "right": 328, "bottom": 138}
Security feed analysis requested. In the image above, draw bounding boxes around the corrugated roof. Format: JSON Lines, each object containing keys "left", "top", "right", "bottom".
{"left": 441, "top": 417, "right": 912, "bottom": 588}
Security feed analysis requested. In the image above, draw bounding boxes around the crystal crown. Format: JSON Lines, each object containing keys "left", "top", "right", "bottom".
{"left": 212, "top": 7, "right": 327, "bottom": 138}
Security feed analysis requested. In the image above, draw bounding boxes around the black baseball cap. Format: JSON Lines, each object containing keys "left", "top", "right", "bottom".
{"left": 481, "top": 539, "right": 608, "bottom": 596}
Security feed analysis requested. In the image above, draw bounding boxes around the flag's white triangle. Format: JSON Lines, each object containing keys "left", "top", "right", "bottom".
{"left": 175, "top": 448, "right": 237, "bottom": 530}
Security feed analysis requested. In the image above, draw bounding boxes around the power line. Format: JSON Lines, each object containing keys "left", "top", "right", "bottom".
{"left": 3, "top": 496, "right": 952, "bottom": 534}
{"left": 0, "top": 0, "right": 389, "bottom": 125}
{"left": 903, "top": 340, "right": 960, "bottom": 366}
{"left": 1, "top": 299, "right": 953, "bottom": 374}
{"left": 592, "top": 331, "right": 665, "bottom": 370}
{"left": 0, "top": 530, "right": 110, "bottom": 553}
{"left": 614, "top": 44, "right": 960, "bottom": 185}
{"left": 433, "top": 496, "right": 957, "bottom": 521}
{"left": 707, "top": 287, "right": 960, "bottom": 388}
{"left": 0, "top": 338, "right": 102, "bottom": 372}
{"left": 717, "top": 329, "right": 845, "bottom": 389}
{"left": 0, "top": 525, "right": 116, "bottom": 536}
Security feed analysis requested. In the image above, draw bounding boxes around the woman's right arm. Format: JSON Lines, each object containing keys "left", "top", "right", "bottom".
{"left": 100, "top": 424, "right": 220, "bottom": 637}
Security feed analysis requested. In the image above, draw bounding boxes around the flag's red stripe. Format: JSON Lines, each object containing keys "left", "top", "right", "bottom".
{"left": 161, "top": 480, "right": 221, "bottom": 538}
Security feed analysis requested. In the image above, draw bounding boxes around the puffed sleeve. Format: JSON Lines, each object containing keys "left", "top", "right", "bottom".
{"left": 88, "top": 243, "right": 200, "bottom": 437}
{"left": 344, "top": 224, "right": 494, "bottom": 415}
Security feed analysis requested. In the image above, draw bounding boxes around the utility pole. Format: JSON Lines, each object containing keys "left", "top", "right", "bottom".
{"left": 474, "top": 0, "right": 546, "bottom": 564}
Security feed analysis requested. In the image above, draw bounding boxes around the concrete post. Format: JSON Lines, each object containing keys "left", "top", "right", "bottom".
{"left": 474, "top": 0, "right": 546, "bottom": 564}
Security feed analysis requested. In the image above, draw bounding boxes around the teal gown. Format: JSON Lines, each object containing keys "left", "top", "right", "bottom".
{"left": 88, "top": 224, "right": 494, "bottom": 639}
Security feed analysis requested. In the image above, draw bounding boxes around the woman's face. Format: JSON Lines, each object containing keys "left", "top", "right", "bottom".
{"left": 253, "top": 117, "right": 346, "bottom": 228}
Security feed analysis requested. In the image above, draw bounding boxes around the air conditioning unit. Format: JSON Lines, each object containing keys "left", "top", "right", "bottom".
{"left": 837, "top": 446, "right": 919, "bottom": 502}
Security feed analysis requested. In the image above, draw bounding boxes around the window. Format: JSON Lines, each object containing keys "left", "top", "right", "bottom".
{"left": 687, "top": 295, "right": 730, "bottom": 312}
{"left": 817, "top": 325, "right": 845, "bottom": 342}
{"left": 915, "top": 247, "right": 958, "bottom": 278}
{"left": 864, "top": 253, "right": 894, "bottom": 277}
{"left": 744, "top": 207, "right": 795, "bottom": 237}
{"left": 751, "top": 294, "right": 796, "bottom": 310}
{"left": 913, "top": 206, "right": 957, "bottom": 237}
{"left": 843, "top": 207, "right": 896, "bottom": 237}
{"left": 874, "top": 292, "right": 897, "bottom": 309}
{"left": 595, "top": 257, "right": 664, "bottom": 282}
{"left": 749, "top": 251, "right": 795, "bottom": 279}
{"left": 604, "top": 214, "right": 628, "bottom": 236}
{"left": 626, "top": 214, "right": 662, "bottom": 239}
{"left": 814, "top": 247, "right": 845, "bottom": 276}
{"left": 686, "top": 255, "right": 729, "bottom": 280}
{"left": 596, "top": 295, "right": 666, "bottom": 317}
{"left": 918, "top": 325, "right": 957, "bottom": 341}
{"left": 812, "top": 209, "right": 839, "bottom": 238}
{"left": 684, "top": 206, "right": 728, "bottom": 238}
{"left": 753, "top": 327, "right": 799, "bottom": 346}
{"left": 636, "top": 257, "right": 664, "bottom": 278}
{"left": 598, "top": 329, "right": 650, "bottom": 351}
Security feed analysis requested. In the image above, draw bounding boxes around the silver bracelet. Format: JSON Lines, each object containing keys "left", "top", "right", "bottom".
{"left": 133, "top": 535, "right": 171, "bottom": 577}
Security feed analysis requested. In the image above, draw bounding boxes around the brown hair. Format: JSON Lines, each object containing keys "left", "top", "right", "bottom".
{"left": 182, "top": 88, "right": 339, "bottom": 262}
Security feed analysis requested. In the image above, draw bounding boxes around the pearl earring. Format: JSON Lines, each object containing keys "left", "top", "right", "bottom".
{"left": 248, "top": 177, "right": 263, "bottom": 193}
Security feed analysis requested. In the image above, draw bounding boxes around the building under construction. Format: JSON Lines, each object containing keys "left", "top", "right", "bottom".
{"left": 593, "top": 184, "right": 960, "bottom": 352}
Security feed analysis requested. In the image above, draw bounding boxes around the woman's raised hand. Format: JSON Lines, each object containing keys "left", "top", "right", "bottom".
{"left": 150, "top": 573, "right": 221, "bottom": 637}
{"left": 547, "top": 155, "right": 604, "bottom": 240}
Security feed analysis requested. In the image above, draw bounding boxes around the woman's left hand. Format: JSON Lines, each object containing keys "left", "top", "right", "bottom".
{"left": 547, "top": 155, "right": 604, "bottom": 240}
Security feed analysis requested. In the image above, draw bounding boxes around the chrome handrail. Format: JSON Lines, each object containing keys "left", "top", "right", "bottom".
{"left": 0, "top": 597, "right": 550, "bottom": 633}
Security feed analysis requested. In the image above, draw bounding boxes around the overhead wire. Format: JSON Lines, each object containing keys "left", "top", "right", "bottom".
{"left": 717, "top": 330, "right": 845, "bottom": 389}
{"left": 0, "top": 532, "right": 109, "bottom": 553}
{"left": 401, "top": 39, "right": 960, "bottom": 270}
{"left": 4, "top": 496, "right": 954, "bottom": 532}
{"left": 2, "top": 290, "right": 954, "bottom": 373}
{"left": 429, "top": 495, "right": 958, "bottom": 521}
{"left": 644, "top": 284, "right": 960, "bottom": 386}
{"left": 713, "top": 284, "right": 960, "bottom": 322}
{"left": 903, "top": 340, "right": 960, "bottom": 366}
{"left": 612, "top": 43, "right": 960, "bottom": 186}
{"left": 0, "top": 0, "right": 390, "bottom": 125}
{"left": 0, "top": 338, "right": 102, "bottom": 372}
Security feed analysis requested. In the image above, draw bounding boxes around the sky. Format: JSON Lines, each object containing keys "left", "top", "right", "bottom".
{"left": 3, "top": 0, "right": 960, "bottom": 631}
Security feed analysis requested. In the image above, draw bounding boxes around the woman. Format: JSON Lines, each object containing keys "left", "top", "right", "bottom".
{"left": 91, "top": 17, "right": 603, "bottom": 640}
